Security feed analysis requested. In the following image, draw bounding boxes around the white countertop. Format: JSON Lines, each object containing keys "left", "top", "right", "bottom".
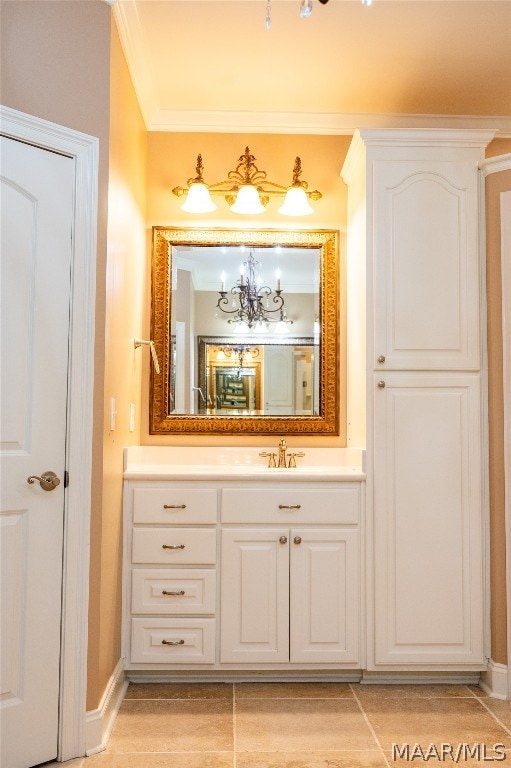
{"left": 123, "top": 446, "right": 366, "bottom": 482}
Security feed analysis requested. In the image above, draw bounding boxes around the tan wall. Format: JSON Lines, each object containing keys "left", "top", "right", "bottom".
{"left": 85, "top": 22, "right": 148, "bottom": 709}
{"left": 486, "top": 166, "right": 511, "bottom": 665}
{"left": 143, "top": 132, "right": 352, "bottom": 447}
{"left": 0, "top": 0, "right": 112, "bottom": 710}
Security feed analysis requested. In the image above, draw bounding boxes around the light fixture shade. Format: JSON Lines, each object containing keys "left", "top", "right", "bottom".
{"left": 278, "top": 186, "right": 313, "bottom": 216}
{"left": 275, "top": 319, "right": 290, "bottom": 334}
{"left": 181, "top": 182, "right": 217, "bottom": 213}
{"left": 230, "top": 185, "right": 265, "bottom": 215}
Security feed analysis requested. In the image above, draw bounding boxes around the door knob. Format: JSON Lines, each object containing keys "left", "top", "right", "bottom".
{"left": 377, "top": 380, "right": 386, "bottom": 389}
{"left": 294, "top": 536, "right": 302, "bottom": 545}
{"left": 377, "top": 355, "right": 386, "bottom": 364}
{"left": 279, "top": 536, "right": 288, "bottom": 544}
{"left": 27, "top": 471, "right": 61, "bottom": 491}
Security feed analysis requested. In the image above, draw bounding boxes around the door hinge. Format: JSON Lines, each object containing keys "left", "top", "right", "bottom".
{"left": 64, "top": 470, "right": 69, "bottom": 488}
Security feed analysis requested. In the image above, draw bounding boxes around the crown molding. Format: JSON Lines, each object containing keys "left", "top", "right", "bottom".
{"left": 148, "top": 108, "right": 511, "bottom": 137}
{"left": 112, "top": 0, "right": 158, "bottom": 128}
{"left": 479, "top": 154, "right": 511, "bottom": 176}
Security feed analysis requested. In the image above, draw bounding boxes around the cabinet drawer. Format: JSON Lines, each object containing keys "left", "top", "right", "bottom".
{"left": 131, "top": 618, "right": 215, "bottom": 664}
{"left": 132, "top": 528, "right": 217, "bottom": 564}
{"left": 133, "top": 487, "right": 217, "bottom": 524}
{"left": 221, "top": 486, "right": 360, "bottom": 524}
{"left": 132, "top": 569, "right": 216, "bottom": 614}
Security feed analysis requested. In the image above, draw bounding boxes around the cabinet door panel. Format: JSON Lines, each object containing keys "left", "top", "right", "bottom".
{"left": 373, "top": 373, "right": 484, "bottom": 665}
{"left": 290, "top": 529, "right": 359, "bottom": 664}
{"left": 221, "top": 529, "right": 289, "bottom": 663}
{"left": 373, "top": 161, "right": 480, "bottom": 369}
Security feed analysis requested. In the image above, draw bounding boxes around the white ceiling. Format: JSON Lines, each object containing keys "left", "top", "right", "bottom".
{"left": 113, "top": 0, "right": 511, "bottom": 135}
{"left": 173, "top": 244, "right": 319, "bottom": 292}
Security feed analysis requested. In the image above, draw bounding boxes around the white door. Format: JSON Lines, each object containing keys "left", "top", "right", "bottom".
{"left": 220, "top": 528, "right": 289, "bottom": 663}
{"left": 264, "top": 345, "right": 294, "bottom": 414}
{"left": 372, "top": 373, "right": 484, "bottom": 666}
{"left": 1, "top": 136, "right": 73, "bottom": 767}
{"left": 290, "top": 528, "right": 360, "bottom": 664}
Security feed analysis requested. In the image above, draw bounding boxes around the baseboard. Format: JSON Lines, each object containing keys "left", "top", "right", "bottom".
{"left": 361, "top": 670, "right": 481, "bottom": 685}
{"left": 480, "top": 660, "right": 509, "bottom": 700}
{"left": 85, "top": 658, "right": 128, "bottom": 755}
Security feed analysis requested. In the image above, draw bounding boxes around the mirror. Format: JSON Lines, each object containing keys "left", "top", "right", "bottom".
{"left": 150, "top": 228, "right": 340, "bottom": 435}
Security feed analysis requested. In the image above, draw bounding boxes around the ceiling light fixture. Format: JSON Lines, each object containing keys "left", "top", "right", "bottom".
{"left": 172, "top": 147, "right": 321, "bottom": 217}
{"left": 266, "top": 0, "right": 373, "bottom": 26}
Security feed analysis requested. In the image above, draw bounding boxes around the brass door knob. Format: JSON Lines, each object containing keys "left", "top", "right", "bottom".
{"left": 377, "top": 355, "right": 386, "bottom": 364}
{"left": 377, "top": 381, "right": 386, "bottom": 389}
{"left": 294, "top": 536, "right": 302, "bottom": 545}
{"left": 27, "top": 471, "right": 61, "bottom": 491}
{"left": 279, "top": 536, "right": 288, "bottom": 544}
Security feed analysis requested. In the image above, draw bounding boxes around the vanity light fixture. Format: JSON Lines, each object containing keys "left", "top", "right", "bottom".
{"left": 172, "top": 147, "right": 321, "bottom": 216}
{"left": 217, "top": 250, "right": 293, "bottom": 330}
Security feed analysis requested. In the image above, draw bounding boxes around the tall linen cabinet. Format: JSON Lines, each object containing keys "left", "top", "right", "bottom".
{"left": 341, "top": 129, "right": 494, "bottom": 672}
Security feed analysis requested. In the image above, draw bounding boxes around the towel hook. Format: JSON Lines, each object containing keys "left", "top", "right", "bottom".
{"left": 134, "top": 338, "right": 160, "bottom": 374}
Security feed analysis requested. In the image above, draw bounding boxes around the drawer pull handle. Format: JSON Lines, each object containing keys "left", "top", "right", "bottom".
{"left": 162, "top": 544, "right": 185, "bottom": 550}
{"left": 163, "top": 504, "right": 186, "bottom": 509}
{"left": 161, "top": 639, "right": 185, "bottom": 646}
{"left": 278, "top": 504, "right": 301, "bottom": 510}
{"left": 162, "top": 590, "right": 185, "bottom": 596}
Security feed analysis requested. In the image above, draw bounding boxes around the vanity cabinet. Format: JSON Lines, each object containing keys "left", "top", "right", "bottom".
{"left": 342, "top": 129, "right": 493, "bottom": 671}
{"left": 220, "top": 527, "right": 359, "bottom": 665}
{"left": 123, "top": 474, "right": 363, "bottom": 672}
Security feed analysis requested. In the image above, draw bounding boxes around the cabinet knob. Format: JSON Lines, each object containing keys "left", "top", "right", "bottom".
{"left": 279, "top": 536, "right": 288, "bottom": 544}
{"left": 293, "top": 536, "right": 302, "bottom": 545}
{"left": 377, "top": 380, "right": 386, "bottom": 389}
{"left": 377, "top": 355, "right": 386, "bottom": 364}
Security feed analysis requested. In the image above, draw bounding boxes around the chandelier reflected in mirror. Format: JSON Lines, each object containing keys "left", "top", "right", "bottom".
{"left": 172, "top": 147, "right": 321, "bottom": 217}
{"left": 216, "top": 345, "right": 260, "bottom": 369}
{"left": 217, "top": 250, "right": 293, "bottom": 332}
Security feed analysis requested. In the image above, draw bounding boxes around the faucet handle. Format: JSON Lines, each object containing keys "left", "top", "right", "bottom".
{"left": 259, "top": 451, "right": 277, "bottom": 468}
{"left": 287, "top": 451, "right": 305, "bottom": 468}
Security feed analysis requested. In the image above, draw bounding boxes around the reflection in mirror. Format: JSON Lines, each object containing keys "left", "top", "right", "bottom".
{"left": 151, "top": 228, "right": 339, "bottom": 435}
{"left": 196, "top": 337, "right": 319, "bottom": 416}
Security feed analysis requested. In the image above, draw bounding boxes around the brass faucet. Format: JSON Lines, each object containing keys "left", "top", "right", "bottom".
{"left": 277, "top": 438, "right": 288, "bottom": 468}
{"left": 259, "top": 439, "right": 305, "bottom": 468}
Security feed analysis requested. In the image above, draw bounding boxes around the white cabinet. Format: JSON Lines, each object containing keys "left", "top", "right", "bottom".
{"left": 123, "top": 477, "right": 362, "bottom": 672}
{"left": 341, "top": 129, "right": 493, "bottom": 671}
{"left": 220, "top": 486, "right": 361, "bottom": 667}
{"left": 123, "top": 484, "right": 218, "bottom": 668}
{"left": 290, "top": 528, "right": 359, "bottom": 664}
{"left": 373, "top": 373, "right": 484, "bottom": 665}
{"left": 220, "top": 528, "right": 290, "bottom": 663}
{"left": 372, "top": 159, "right": 481, "bottom": 371}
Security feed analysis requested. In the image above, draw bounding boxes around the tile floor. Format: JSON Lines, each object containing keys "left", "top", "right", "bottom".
{"left": 53, "top": 683, "right": 511, "bottom": 767}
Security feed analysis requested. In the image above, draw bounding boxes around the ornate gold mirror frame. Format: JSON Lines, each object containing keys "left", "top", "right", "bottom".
{"left": 150, "top": 227, "right": 341, "bottom": 435}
